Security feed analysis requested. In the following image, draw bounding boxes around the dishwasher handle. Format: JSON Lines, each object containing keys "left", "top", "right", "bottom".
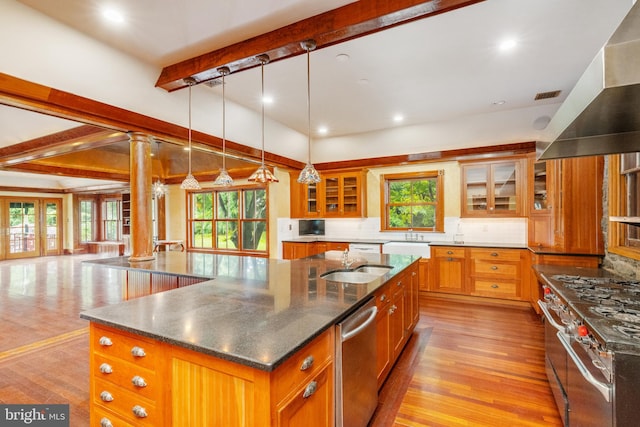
{"left": 341, "top": 305, "right": 378, "bottom": 342}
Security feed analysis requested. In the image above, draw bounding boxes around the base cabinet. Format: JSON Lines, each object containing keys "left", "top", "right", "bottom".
{"left": 431, "top": 247, "right": 466, "bottom": 294}
{"left": 90, "top": 323, "right": 334, "bottom": 427}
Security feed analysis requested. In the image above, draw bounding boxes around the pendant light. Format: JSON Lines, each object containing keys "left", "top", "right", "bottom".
{"left": 248, "top": 54, "right": 279, "bottom": 183}
{"left": 213, "top": 66, "right": 233, "bottom": 186}
{"left": 297, "top": 39, "right": 321, "bottom": 185}
{"left": 180, "top": 77, "right": 201, "bottom": 190}
{"left": 152, "top": 141, "right": 168, "bottom": 198}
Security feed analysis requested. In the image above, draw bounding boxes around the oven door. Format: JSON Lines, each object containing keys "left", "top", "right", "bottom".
{"left": 557, "top": 332, "right": 613, "bottom": 427}
{"left": 538, "top": 300, "right": 569, "bottom": 426}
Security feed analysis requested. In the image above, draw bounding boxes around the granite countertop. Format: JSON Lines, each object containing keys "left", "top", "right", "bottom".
{"left": 80, "top": 251, "right": 418, "bottom": 372}
{"left": 281, "top": 237, "right": 391, "bottom": 244}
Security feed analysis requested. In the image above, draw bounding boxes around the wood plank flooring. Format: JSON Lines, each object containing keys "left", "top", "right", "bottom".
{"left": 0, "top": 255, "right": 561, "bottom": 426}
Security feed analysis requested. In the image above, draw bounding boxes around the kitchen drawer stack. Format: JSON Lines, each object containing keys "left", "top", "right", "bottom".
{"left": 91, "top": 324, "right": 163, "bottom": 426}
{"left": 469, "top": 248, "right": 522, "bottom": 300}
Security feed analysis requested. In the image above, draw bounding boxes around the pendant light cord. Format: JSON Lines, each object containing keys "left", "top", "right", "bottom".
{"left": 261, "top": 59, "right": 266, "bottom": 166}
{"left": 188, "top": 82, "right": 193, "bottom": 174}
{"left": 222, "top": 72, "right": 226, "bottom": 170}
{"left": 306, "top": 45, "right": 312, "bottom": 164}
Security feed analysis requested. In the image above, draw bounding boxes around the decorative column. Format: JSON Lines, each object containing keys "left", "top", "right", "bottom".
{"left": 128, "top": 132, "right": 155, "bottom": 262}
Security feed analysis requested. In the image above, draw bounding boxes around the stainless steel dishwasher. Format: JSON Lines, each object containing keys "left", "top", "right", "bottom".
{"left": 335, "top": 297, "right": 378, "bottom": 427}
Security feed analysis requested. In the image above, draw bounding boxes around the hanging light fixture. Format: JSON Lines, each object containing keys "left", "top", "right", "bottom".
{"left": 180, "top": 77, "right": 201, "bottom": 190}
{"left": 248, "top": 54, "right": 279, "bottom": 183}
{"left": 297, "top": 39, "right": 321, "bottom": 185}
{"left": 213, "top": 66, "right": 234, "bottom": 186}
{"left": 152, "top": 141, "right": 168, "bottom": 198}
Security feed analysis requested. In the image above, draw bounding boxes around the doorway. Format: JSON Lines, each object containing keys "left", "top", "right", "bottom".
{"left": 1, "top": 197, "right": 62, "bottom": 259}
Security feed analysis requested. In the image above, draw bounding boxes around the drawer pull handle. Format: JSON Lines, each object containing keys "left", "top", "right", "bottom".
{"left": 131, "top": 346, "right": 146, "bottom": 358}
{"left": 99, "top": 336, "right": 113, "bottom": 347}
{"left": 99, "top": 363, "right": 113, "bottom": 374}
{"left": 300, "top": 356, "right": 314, "bottom": 371}
{"left": 491, "top": 252, "right": 499, "bottom": 257}
{"left": 447, "top": 257, "right": 453, "bottom": 262}
{"left": 303, "top": 381, "right": 318, "bottom": 399}
{"left": 491, "top": 284, "right": 499, "bottom": 289}
{"left": 389, "top": 304, "right": 397, "bottom": 314}
{"left": 397, "top": 280, "right": 402, "bottom": 287}
{"left": 131, "top": 375, "right": 147, "bottom": 388}
{"left": 447, "top": 250, "right": 453, "bottom": 255}
{"left": 100, "top": 418, "right": 114, "bottom": 427}
{"left": 491, "top": 266, "right": 498, "bottom": 270}
{"left": 132, "top": 405, "right": 148, "bottom": 418}
{"left": 100, "top": 391, "right": 114, "bottom": 402}
{"left": 380, "top": 294, "right": 387, "bottom": 302}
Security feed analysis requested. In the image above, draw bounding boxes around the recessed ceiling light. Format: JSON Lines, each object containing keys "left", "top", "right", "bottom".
{"left": 336, "top": 54, "right": 350, "bottom": 62}
{"left": 498, "top": 38, "right": 517, "bottom": 52}
{"left": 101, "top": 6, "right": 125, "bottom": 24}
{"left": 357, "top": 78, "right": 369, "bottom": 85}
{"left": 393, "top": 114, "right": 404, "bottom": 123}
{"left": 492, "top": 100, "right": 506, "bottom": 105}
{"left": 262, "top": 95, "right": 274, "bottom": 104}
{"left": 317, "top": 126, "right": 328, "bottom": 135}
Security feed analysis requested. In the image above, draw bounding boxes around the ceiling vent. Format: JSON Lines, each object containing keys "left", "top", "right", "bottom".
{"left": 534, "top": 90, "right": 561, "bottom": 100}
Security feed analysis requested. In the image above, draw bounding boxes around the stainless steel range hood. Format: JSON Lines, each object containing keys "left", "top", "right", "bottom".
{"left": 537, "top": 1, "right": 640, "bottom": 160}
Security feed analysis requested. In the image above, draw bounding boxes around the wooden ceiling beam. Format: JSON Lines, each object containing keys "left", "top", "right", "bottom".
{"left": 156, "top": 0, "right": 484, "bottom": 91}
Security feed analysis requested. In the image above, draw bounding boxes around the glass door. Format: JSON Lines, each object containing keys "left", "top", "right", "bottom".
{"left": 7, "top": 200, "right": 39, "bottom": 259}
{"left": 44, "top": 199, "right": 62, "bottom": 256}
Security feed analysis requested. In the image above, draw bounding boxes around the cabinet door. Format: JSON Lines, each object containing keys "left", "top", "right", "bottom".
{"left": 433, "top": 255, "right": 466, "bottom": 294}
{"left": 323, "top": 175, "right": 341, "bottom": 216}
{"left": 276, "top": 362, "right": 333, "bottom": 427}
{"left": 375, "top": 294, "right": 391, "bottom": 389}
{"left": 323, "top": 172, "right": 365, "bottom": 218}
{"left": 390, "top": 285, "right": 406, "bottom": 360}
{"left": 290, "top": 177, "right": 321, "bottom": 218}
{"left": 410, "top": 266, "right": 420, "bottom": 328}
{"left": 462, "top": 159, "right": 524, "bottom": 217}
{"left": 282, "top": 242, "right": 310, "bottom": 260}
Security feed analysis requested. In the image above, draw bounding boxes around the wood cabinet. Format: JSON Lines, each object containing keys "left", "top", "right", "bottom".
{"left": 461, "top": 158, "right": 526, "bottom": 217}
{"left": 429, "top": 246, "right": 530, "bottom": 304}
{"left": 418, "top": 259, "right": 430, "bottom": 293}
{"left": 374, "top": 262, "right": 419, "bottom": 389}
{"left": 468, "top": 248, "right": 525, "bottom": 300}
{"left": 527, "top": 155, "right": 604, "bottom": 254}
{"left": 89, "top": 323, "right": 334, "bottom": 427}
{"left": 430, "top": 247, "right": 467, "bottom": 294}
{"left": 282, "top": 241, "right": 349, "bottom": 260}
{"left": 290, "top": 170, "right": 366, "bottom": 218}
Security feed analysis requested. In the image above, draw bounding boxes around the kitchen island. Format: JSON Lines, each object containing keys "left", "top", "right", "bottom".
{"left": 81, "top": 251, "right": 420, "bottom": 426}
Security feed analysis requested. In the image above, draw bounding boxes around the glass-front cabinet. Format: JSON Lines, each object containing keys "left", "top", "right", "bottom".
{"left": 461, "top": 158, "right": 525, "bottom": 217}
{"left": 290, "top": 170, "right": 366, "bottom": 218}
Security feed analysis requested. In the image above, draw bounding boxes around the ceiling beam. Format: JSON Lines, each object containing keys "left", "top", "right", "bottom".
{"left": 156, "top": 0, "right": 484, "bottom": 91}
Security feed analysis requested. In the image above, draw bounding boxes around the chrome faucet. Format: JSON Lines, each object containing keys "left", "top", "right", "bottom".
{"left": 342, "top": 249, "right": 351, "bottom": 267}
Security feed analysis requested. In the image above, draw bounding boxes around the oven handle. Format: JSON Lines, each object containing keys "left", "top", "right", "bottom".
{"left": 538, "top": 300, "right": 565, "bottom": 332}
{"left": 556, "top": 331, "right": 612, "bottom": 402}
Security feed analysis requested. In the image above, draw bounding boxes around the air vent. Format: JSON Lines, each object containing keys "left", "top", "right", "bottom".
{"left": 534, "top": 90, "right": 561, "bottom": 100}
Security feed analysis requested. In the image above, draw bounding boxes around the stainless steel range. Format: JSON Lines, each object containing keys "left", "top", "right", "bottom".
{"left": 535, "top": 266, "right": 640, "bottom": 427}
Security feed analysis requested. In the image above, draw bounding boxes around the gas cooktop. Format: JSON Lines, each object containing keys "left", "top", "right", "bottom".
{"left": 545, "top": 272, "right": 640, "bottom": 353}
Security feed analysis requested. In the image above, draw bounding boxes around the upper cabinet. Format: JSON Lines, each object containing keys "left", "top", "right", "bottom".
{"left": 290, "top": 170, "right": 367, "bottom": 218}
{"left": 461, "top": 158, "right": 526, "bottom": 217}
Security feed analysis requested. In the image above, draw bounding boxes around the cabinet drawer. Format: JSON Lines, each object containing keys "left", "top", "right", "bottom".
{"left": 272, "top": 328, "right": 334, "bottom": 403}
{"left": 93, "top": 405, "right": 135, "bottom": 427}
{"left": 93, "top": 377, "right": 158, "bottom": 426}
{"left": 472, "top": 279, "right": 518, "bottom": 298}
{"left": 93, "top": 353, "right": 159, "bottom": 401}
{"left": 472, "top": 260, "right": 519, "bottom": 278}
{"left": 433, "top": 247, "right": 465, "bottom": 258}
{"left": 93, "top": 325, "right": 158, "bottom": 370}
{"left": 469, "top": 248, "right": 522, "bottom": 262}
{"left": 374, "top": 283, "right": 392, "bottom": 310}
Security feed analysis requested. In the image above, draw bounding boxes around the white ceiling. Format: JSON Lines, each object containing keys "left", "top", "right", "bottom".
{"left": 3, "top": 0, "right": 635, "bottom": 189}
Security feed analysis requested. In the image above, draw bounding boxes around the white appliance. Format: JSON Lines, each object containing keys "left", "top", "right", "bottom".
{"left": 348, "top": 243, "right": 381, "bottom": 253}
{"left": 382, "top": 241, "right": 430, "bottom": 258}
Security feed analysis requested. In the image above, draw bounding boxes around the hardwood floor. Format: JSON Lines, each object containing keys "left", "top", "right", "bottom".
{"left": 0, "top": 255, "right": 561, "bottom": 426}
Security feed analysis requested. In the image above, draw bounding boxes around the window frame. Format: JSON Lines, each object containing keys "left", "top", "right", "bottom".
{"left": 186, "top": 184, "right": 269, "bottom": 256}
{"left": 380, "top": 171, "right": 444, "bottom": 232}
{"left": 78, "top": 198, "right": 95, "bottom": 243}
{"left": 102, "top": 198, "right": 122, "bottom": 241}
{"left": 608, "top": 154, "right": 640, "bottom": 260}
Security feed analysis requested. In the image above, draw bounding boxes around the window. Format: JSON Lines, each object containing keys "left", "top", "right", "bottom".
{"left": 609, "top": 154, "right": 640, "bottom": 258}
{"left": 79, "top": 199, "right": 94, "bottom": 243}
{"left": 103, "top": 199, "right": 121, "bottom": 241}
{"left": 381, "top": 171, "right": 444, "bottom": 232}
{"left": 187, "top": 186, "right": 268, "bottom": 255}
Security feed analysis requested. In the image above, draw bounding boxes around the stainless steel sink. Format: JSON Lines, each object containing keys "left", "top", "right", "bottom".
{"left": 353, "top": 265, "right": 393, "bottom": 275}
{"left": 320, "top": 271, "right": 381, "bottom": 284}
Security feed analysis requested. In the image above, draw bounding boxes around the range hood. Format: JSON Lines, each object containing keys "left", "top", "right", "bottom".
{"left": 537, "top": 1, "right": 640, "bottom": 160}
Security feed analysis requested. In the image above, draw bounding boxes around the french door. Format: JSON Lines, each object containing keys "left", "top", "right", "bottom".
{"left": 1, "top": 198, "right": 62, "bottom": 259}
